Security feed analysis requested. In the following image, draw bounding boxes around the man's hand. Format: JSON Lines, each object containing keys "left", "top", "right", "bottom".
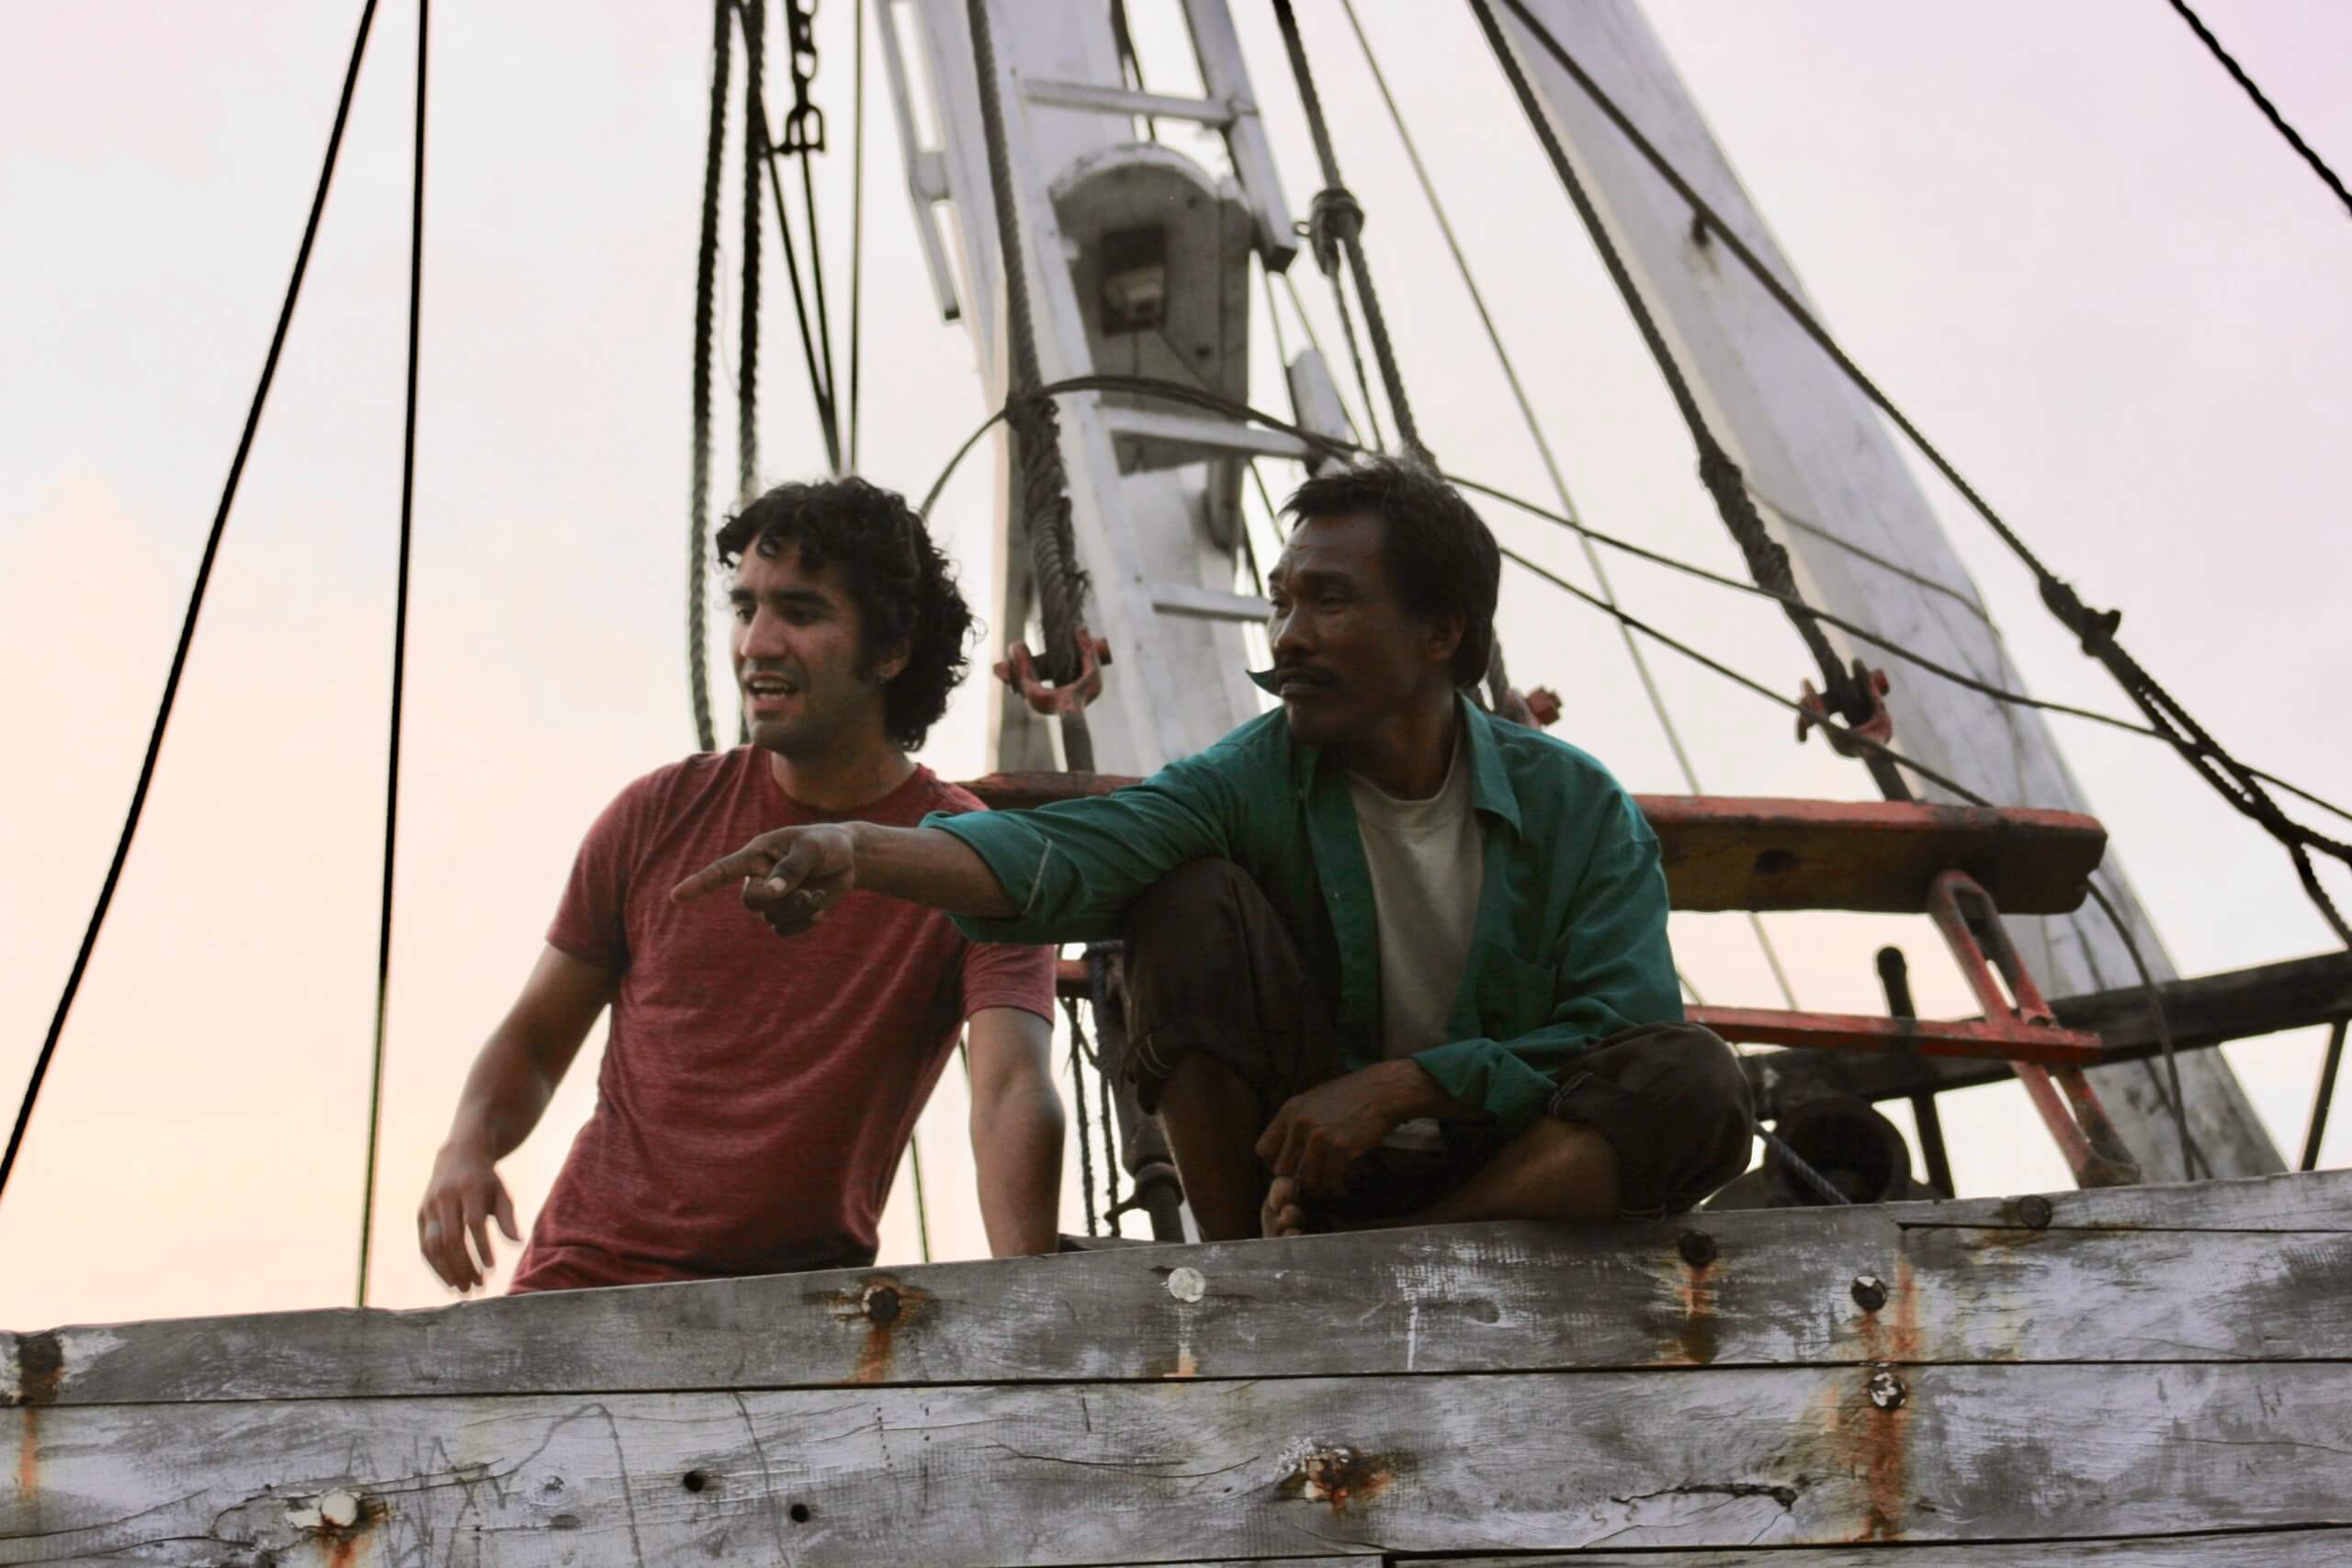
{"left": 418, "top": 1137, "right": 520, "bottom": 1292}
{"left": 1255, "top": 1058, "right": 1450, "bottom": 1198}
{"left": 672, "top": 822, "right": 859, "bottom": 936}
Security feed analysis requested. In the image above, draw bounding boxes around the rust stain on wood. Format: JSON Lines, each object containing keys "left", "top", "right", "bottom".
{"left": 10, "top": 1332, "right": 61, "bottom": 1504}
{"left": 1276, "top": 1441, "right": 1405, "bottom": 1514}
{"left": 9, "top": 1331, "right": 62, "bottom": 1407}
{"left": 1803, "top": 1362, "right": 1914, "bottom": 1542}
{"left": 816, "top": 1275, "right": 933, "bottom": 1384}
{"left": 1672, "top": 1246, "right": 1721, "bottom": 1367}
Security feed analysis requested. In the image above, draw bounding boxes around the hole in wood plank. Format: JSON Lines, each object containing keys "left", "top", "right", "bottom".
{"left": 789, "top": 1503, "right": 812, "bottom": 1524}
{"left": 682, "top": 1470, "right": 711, "bottom": 1494}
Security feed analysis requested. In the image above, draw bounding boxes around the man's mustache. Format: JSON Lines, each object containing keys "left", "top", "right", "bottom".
{"left": 1249, "top": 663, "right": 1340, "bottom": 694}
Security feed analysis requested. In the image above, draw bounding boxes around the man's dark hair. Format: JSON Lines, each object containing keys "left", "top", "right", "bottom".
{"left": 1283, "top": 457, "right": 1499, "bottom": 688}
{"left": 715, "top": 477, "right": 974, "bottom": 750}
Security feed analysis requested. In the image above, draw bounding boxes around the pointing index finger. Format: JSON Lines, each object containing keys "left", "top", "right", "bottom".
{"left": 671, "top": 846, "right": 776, "bottom": 905}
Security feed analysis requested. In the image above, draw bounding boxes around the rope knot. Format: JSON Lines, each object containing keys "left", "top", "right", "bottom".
{"left": 1306, "top": 186, "right": 1364, "bottom": 276}
{"left": 2039, "top": 576, "right": 2121, "bottom": 655}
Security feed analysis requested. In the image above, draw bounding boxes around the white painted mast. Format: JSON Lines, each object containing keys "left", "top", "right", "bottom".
{"left": 1487, "top": 0, "right": 2280, "bottom": 1179}
{"left": 877, "top": 0, "right": 1317, "bottom": 777}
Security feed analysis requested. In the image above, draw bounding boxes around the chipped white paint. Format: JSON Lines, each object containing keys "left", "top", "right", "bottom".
{"left": 1165, "top": 1266, "right": 1205, "bottom": 1303}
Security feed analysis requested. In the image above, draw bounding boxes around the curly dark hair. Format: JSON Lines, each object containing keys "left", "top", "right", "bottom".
{"left": 1283, "top": 457, "right": 1499, "bottom": 688}
{"left": 715, "top": 477, "right": 975, "bottom": 751}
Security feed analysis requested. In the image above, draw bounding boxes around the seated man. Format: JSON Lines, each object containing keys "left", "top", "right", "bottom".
{"left": 677, "top": 459, "right": 1751, "bottom": 1240}
{"left": 418, "top": 478, "right": 1062, "bottom": 1292}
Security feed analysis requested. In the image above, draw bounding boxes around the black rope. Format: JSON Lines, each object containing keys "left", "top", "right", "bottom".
{"left": 848, "top": 0, "right": 866, "bottom": 470}
{"left": 739, "top": 1, "right": 842, "bottom": 476}
{"left": 2302, "top": 1018, "right": 2348, "bottom": 1172}
{"left": 1470, "top": 0, "right": 1899, "bottom": 799}
{"left": 921, "top": 372, "right": 2345, "bottom": 826}
{"left": 965, "top": 0, "right": 1094, "bottom": 768}
{"left": 357, "top": 0, "right": 428, "bottom": 1308}
{"left": 1490, "top": 0, "right": 2351, "bottom": 941}
{"left": 1064, "top": 997, "right": 1101, "bottom": 1237}
{"left": 1272, "top": 0, "right": 1422, "bottom": 463}
{"left": 2166, "top": 0, "right": 2352, "bottom": 220}
{"left": 688, "top": 0, "right": 730, "bottom": 753}
{"left": 738, "top": 0, "right": 763, "bottom": 504}
{"left": 0, "top": 0, "right": 384, "bottom": 1213}
{"left": 2086, "top": 882, "right": 2201, "bottom": 1179}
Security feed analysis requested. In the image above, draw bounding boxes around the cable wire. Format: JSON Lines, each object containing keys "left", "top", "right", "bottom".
{"left": 2166, "top": 0, "right": 2352, "bottom": 219}
{"left": 1341, "top": 0, "right": 1798, "bottom": 1009}
{"left": 738, "top": 0, "right": 764, "bottom": 503}
{"left": 1, "top": 0, "right": 384, "bottom": 1213}
{"left": 356, "top": 0, "right": 428, "bottom": 1308}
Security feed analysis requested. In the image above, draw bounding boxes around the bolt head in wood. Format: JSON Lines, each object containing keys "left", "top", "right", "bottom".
{"left": 2018, "top": 1194, "right": 2054, "bottom": 1230}
{"left": 319, "top": 1490, "right": 360, "bottom": 1529}
{"left": 1868, "top": 1370, "right": 1908, "bottom": 1410}
{"left": 864, "top": 1284, "right": 902, "bottom": 1325}
{"left": 1851, "top": 1274, "right": 1888, "bottom": 1313}
{"left": 1678, "top": 1231, "right": 1717, "bottom": 1269}
{"left": 1166, "top": 1266, "right": 1206, "bottom": 1303}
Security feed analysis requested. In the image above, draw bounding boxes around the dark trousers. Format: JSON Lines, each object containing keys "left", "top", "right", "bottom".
{"left": 1121, "top": 858, "right": 1754, "bottom": 1219}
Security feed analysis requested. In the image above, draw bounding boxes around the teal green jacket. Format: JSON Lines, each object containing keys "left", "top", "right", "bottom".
{"left": 926, "top": 696, "right": 1682, "bottom": 1137}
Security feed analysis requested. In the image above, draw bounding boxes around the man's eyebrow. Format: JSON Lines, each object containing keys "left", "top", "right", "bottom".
{"left": 734, "top": 585, "right": 835, "bottom": 610}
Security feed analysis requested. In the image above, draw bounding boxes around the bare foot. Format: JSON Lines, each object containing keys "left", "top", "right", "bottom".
{"left": 1261, "top": 1175, "right": 1309, "bottom": 1238}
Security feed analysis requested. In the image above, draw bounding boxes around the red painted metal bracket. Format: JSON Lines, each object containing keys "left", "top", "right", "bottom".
{"left": 994, "top": 624, "right": 1111, "bottom": 719}
{"left": 1927, "top": 868, "right": 2141, "bottom": 1188}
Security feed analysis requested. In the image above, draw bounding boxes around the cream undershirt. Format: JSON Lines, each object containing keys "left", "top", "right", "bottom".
{"left": 1347, "top": 736, "right": 1485, "bottom": 1151}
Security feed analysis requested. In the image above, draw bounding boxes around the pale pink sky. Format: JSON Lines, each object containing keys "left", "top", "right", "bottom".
{"left": 4, "top": 1, "right": 2347, "bottom": 1330}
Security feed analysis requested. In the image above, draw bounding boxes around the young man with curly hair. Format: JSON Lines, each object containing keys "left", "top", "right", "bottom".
{"left": 418, "top": 479, "right": 1062, "bottom": 1293}
{"left": 679, "top": 459, "right": 1751, "bottom": 1242}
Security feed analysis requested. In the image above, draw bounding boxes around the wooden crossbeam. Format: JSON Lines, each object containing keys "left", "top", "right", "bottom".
{"left": 1690, "top": 1005, "right": 2104, "bottom": 1065}
{"left": 961, "top": 774, "right": 2108, "bottom": 916}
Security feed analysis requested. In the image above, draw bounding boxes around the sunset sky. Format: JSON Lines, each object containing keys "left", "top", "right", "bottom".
{"left": 4, "top": 0, "right": 2347, "bottom": 1331}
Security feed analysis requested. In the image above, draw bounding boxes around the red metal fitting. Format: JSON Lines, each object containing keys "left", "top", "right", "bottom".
{"left": 994, "top": 624, "right": 1111, "bottom": 719}
{"left": 1797, "top": 662, "right": 1893, "bottom": 759}
{"left": 1927, "top": 869, "right": 2140, "bottom": 1189}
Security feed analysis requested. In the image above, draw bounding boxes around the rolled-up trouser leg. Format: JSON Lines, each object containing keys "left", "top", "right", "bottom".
{"left": 1547, "top": 1022, "right": 1756, "bottom": 1216}
{"left": 1121, "top": 858, "right": 1346, "bottom": 1120}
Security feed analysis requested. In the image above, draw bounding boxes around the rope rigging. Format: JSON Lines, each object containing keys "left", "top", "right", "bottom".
{"left": 0, "top": 0, "right": 386, "bottom": 1214}
{"left": 738, "top": 0, "right": 764, "bottom": 506}
{"left": 1338, "top": 0, "right": 1799, "bottom": 1012}
{"left": 1468, "top": 0, "right": 1904, "bottom": 805}
{"left": 357, "top": 0, "right": 431, "bottom": 1308}
{"left": 922, "top": 375, "right": 2348, "bottom": 838}
{"left": 687, "top": 0, "right": 730, "bottom": 753}
{"left": 741, "top": 0, "right": 844, "bottom": 476}
{"left": 962, "top": 0, "right": 1096, "bottom": 771}
{"left": 2165, "top": 0, "right": 2352, "bottom": 220}
{"left": 1487, "top": 0, "right": 2352, "bottom": 947}
{"left": 1272, "top": 0, "right": 1420, "bottom": 465}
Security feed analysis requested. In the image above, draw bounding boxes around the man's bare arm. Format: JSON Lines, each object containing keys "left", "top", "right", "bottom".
{"left": 671, "top": 821, "right": 1016, "bottom": 931}
{"left": 966, "top": 1006, "right": 1064, "bottom": 1257}
{"left": 418, "top": 944, "right": 616, "bottom": 1291}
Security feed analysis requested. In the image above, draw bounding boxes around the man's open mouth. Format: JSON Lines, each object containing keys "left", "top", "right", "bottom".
{"left": 744, "top": 673, "right": 801, "bottom": 702}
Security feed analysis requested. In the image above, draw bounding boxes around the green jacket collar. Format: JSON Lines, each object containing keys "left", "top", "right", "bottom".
{"left": 1274, "top": 687, "right": 1526, "bottom": 839}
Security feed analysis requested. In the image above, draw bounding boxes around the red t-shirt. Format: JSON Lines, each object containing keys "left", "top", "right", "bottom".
{"left": 509, "top": 750, "right": 1057, "bottom": 1292}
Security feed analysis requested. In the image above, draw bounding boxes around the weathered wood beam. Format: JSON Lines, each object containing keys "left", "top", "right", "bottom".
{"left": 962, "top": 774, "right": 2108, "bottom": 916}
{"left": 7, "top": 1362, "right": 2347, "bottom": 1562}
{"left": 1748, "top": 950, "right": 2352, "bottom": 1113}
{"left": 1450, "top": 1529, "right": 2352, "bottom": 1565}
{"left": 8, "top": 1171, "right": 2346, "bottom": 1408}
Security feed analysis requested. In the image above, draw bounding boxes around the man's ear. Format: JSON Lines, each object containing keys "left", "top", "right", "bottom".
{"left": 1425, "top": 612, "right": 1465, "bottom": 671}
{"left": 872, "top": 637, "right": 912, "bottom": 686}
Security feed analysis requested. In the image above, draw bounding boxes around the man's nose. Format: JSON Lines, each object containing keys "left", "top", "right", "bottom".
{"left": 739, "top": 608, "right": 791, "bottom": 660}
{"left": 1269, "top": 605, "right": 1309, "bottom": 661}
